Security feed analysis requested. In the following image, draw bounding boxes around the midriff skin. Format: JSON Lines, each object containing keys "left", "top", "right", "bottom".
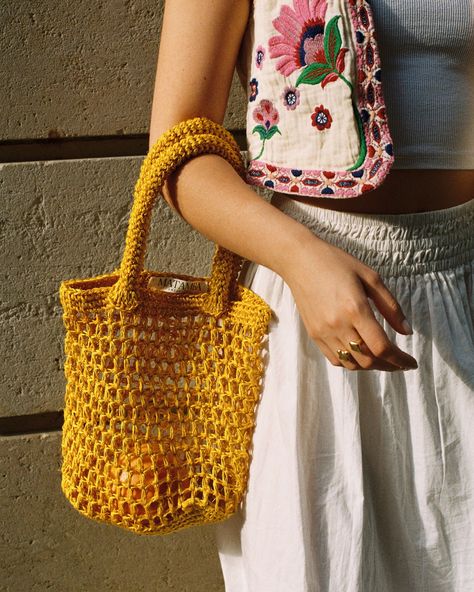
{"left": 271, "top": 169, "right": 474, "bottom": 214}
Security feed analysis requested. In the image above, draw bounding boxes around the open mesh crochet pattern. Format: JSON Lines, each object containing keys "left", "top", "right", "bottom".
{"left": 59, "top": 117, "right": 272, "bottom": 535}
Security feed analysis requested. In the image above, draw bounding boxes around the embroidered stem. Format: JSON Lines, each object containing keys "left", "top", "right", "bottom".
{"left": 346, "top": 98, "right": 367, "bottom": 171}
{"left": 337, "top": 73, "right": 352, "bottom": 90}
{"left": 254, "top": 139, "right": 266, "bottom": 160}
{"left": 335, "top": 73, "right": 366, "bottom": 171}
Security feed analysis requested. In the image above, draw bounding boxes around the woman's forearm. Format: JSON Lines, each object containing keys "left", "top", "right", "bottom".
{"left": 156, "top": 151, "right": 323, "bottom": 279}
{"left": 148, "top": 136, "right": 419, "bottom": 371}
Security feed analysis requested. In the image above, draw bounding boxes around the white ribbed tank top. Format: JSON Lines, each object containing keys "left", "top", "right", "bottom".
{"left": 370, "top": 0, "right": 474, "bottom": 169}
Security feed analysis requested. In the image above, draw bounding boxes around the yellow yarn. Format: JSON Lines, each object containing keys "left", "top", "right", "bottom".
{"left": 59, "top": 117, "right": 272, "bottom": 535}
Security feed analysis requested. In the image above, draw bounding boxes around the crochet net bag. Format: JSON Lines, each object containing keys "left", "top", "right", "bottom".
{"left": 59, "top": 117, "right": 272, "bottom": 535}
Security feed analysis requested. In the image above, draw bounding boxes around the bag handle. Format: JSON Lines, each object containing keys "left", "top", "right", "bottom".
{"left": 108, "top": 117, "right": 247, "bottom": 314}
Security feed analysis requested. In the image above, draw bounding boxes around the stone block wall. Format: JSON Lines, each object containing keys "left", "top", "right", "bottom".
{"left": 0, "top": 2, "right": 250, "bottom": 590}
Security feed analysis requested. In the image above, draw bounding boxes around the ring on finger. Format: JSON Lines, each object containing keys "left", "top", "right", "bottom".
{"left": 348, "top": 338, "right": 364, "bottom": 353}
{"left": 336, "top": 349, "right": 356, "bottom": 362}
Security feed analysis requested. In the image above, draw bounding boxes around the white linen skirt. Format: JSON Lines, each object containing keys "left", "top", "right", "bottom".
{"left": 214, "top": 196, "right": 474, "bottom": 592}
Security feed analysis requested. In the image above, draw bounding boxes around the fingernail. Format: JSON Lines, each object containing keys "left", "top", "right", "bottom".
{"left": 402, "top": 319, "right": 413, "bottom": 334}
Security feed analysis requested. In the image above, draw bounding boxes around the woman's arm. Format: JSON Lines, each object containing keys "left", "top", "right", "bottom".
{"left": 148, "top": 0, "right": 418, "bottom": 371}
{"left": 148, "top": 0, "right": 306, "bottom": 275}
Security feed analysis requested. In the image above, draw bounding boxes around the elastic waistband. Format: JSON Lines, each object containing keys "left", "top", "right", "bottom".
{"left": 274, "top": 197, "right": 474, "bottom": 276}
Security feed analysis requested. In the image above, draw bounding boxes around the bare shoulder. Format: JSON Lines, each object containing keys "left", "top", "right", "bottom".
{"left": 149, "top": 0, "right": 251, "bottom": 146}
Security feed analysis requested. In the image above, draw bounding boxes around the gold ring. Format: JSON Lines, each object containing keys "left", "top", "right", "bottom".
{"left": 349, "top": 339, "right": 364, "bottom": 353}
{"left": 337, "top": 349, "right": 354, "bottom": 361}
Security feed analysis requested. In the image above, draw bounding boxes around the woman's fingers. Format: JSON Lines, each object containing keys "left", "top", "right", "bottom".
{"left": 316, "top": 334, "right": 401, "bottom": 371}
{"left": 304, "top": 296, "right": 417, "bottom": 372}
{"left": 323, "top": 292, "right": 417, "bottom": 371}
{"left": 335, "top": 334, "right": 403, "bottom": 372}
{"left": 311, "top": 301, "right": 418, "bottom": 372}
{"left": 353, "top": 313, "right": 418, "bottom": 370}
{"left": 361, "top": 269, "right": 413, "bottom": 336}
{"left": 353, "top": 273, "right": 418, "bottom": 369}
{"left": 321, "top": 336, "right": 405, "bottom": 371}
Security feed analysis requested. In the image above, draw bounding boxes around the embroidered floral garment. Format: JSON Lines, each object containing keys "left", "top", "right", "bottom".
{"left": 239, "top": 0, "right": 394, "bottom": 198}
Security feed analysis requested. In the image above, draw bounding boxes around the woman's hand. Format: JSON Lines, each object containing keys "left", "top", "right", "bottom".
{"left": 280, "top": 230, "right": 418, "bottom": 372}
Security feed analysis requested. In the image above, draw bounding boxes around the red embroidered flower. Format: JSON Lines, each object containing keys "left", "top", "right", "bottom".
{"left": 311, "top": 105, "right": 332, "bottom": 130}
{"left": 268, "top": 0, "right": 328, "bottom": 76}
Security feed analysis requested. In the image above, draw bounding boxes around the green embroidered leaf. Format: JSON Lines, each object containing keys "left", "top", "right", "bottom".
{"left": 252, "top": 124, "right": 282, "bottom": 140}
{"left": 324, "top": 15, "right": 342, "bottom": 67}
{"left": 296, "top": 63, "right": 333, "bottom": 86}
{"left": 252, "top": 124, "right": 269, "bottom": 140}
{"left": 266, "top": 126, "right": 281, "bottom": 139}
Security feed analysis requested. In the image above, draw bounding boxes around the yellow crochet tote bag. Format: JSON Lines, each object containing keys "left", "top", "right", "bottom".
{"left": 59, "top": 116, "right": 272, "bottom": 536}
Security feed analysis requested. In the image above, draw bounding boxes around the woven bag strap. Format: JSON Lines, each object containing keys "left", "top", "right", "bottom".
{"left": 109, "top": 116, "right": 246, "bottom": 314}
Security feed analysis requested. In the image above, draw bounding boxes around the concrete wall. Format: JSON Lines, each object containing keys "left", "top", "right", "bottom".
{"left": 0, "top": 2, "right": 250, "bottom": 590}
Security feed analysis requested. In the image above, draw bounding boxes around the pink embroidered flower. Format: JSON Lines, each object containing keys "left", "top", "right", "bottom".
{"left": 311, "top": 105, "right": 332, "bottom": 130}
{"left": 252, "top": 99, "right": 282, "bottom": 160}
{"left": 281, "top": 85, "right": 301, "bottom": 110}
{"left": 292, "top": 14, "right": 351, "bottom": 91}
{"left": 253, "top": 99, "right": 280, "bottom": 130}
{"left": 255, "top": 45, "right": 266, "bottom": 69}
{"left": 269, "top": 0, "right": 328, "bottom": 76}
{"left": 303, "top": 36, "right": 325, "bottom": 66}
